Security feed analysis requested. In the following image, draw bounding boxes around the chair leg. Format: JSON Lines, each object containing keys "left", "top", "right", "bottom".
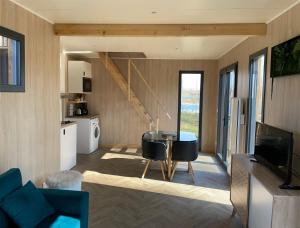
{"left": 142, "top": 160, "right": 152, "bottom": 179}
{"left": 170, "top": 161, "right": 178, "bottom": 181}
{"left": 188, "top": 161, "right": 196, "bottom": 184}
{"left": 164, "top": 160, "right": 168, "bottom": 170}
{"left": 171, "top": 161, "right": 176, "bottom": 171}
{"left": 160, "top": 161, "right": 166, "bottom": 181}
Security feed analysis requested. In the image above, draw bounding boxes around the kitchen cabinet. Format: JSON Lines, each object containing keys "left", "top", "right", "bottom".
{"left": 68, "top": 60, "right": 92, "bottom": 93}
{"left": 60, "top": 123, "right": 77, "bottom": 171}
{"left": 248, "top": 176, "right": 273, "bottom": 228}
{"left": 60, "top": 52, "right": 67, "bottom": 93}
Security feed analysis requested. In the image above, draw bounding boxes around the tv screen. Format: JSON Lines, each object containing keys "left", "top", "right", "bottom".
{"left": 271, "top": 35, "right": 300, "bottom": 78}
{"left": 254, "top": 122, "right": 293, "bottom": 183}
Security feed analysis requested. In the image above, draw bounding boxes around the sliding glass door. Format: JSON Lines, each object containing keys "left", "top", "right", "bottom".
{"left": 247, "top": 48, "right": 267, "bottom": 155}
{"left": 216, "top": 64, "right": 238, "bottom": 163}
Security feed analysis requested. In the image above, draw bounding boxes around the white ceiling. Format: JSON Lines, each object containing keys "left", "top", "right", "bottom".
{"left": 61, "top": 36, "right": 246, "bottom": 59}
{"left": 13, "top": 0, "right": 299, "bottom": 24}
{"left": 13, "top": 0, "right": 300, "bottom": 59}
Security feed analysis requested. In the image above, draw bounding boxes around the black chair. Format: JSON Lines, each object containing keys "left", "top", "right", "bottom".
{"left": 170, "top": 140, "right": 198, "bottom": 183}
{"left": 141, "top": 139, "right": 167, "bottom": 180}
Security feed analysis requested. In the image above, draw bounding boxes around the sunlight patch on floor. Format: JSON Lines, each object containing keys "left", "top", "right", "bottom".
{"left": 198, "top": 155, "right": 218, "bottom": 162}
{"left": 125, "top": 148, "right": 138, "bottom": 153}
{"left": 82, "top": 170, "right": 231, "bottom": 206}
{"left": 101, "top": 152, "right": 142, "bottom": 160}
{"left": 110, "top": 147, "right": 122, "bottom": 152}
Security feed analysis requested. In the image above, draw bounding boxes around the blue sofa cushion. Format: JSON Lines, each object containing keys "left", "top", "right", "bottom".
{"left": 50, "top": 215, "right": 80, "bottom": 228}
{"left": 37, "top": 214, "right": 80, "bottom": 228}
{"left": 0, "top": 181, "right": 55, "bottom": 228}
{"left": 0, "top": 168, "right": 22, "bottom": 201}
{"left": 0, "top": 168, "right": 22, "bottom": 228}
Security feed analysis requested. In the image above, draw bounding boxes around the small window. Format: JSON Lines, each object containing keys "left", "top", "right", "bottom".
{"left": 0, "top": 26, "right": 25, "bottom": 92}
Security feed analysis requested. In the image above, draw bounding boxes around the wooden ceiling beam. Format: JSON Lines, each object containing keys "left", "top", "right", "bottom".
{"left": 54, "top": 23, "right": 267, "bottom": 36}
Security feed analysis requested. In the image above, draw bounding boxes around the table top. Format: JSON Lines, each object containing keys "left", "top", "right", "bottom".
{"left": 143, "top": 131, "right": 197, "bottom": 142}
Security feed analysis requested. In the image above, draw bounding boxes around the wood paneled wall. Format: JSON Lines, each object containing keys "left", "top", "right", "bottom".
{"left": 0, "top": 0, "right": 60, "bottom": 183}
{"left": 86, "top": 59, "right": 218, "bottom": 153}
{"left": 218, "top": 3, "right": 300, "bottom": 175}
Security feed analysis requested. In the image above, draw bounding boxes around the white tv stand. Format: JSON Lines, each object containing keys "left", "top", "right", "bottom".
{"left": 230, "top": 154, "right": 300, "bottom": 228}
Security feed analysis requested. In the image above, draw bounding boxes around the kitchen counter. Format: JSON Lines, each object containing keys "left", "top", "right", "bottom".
{"left": 61, "top": 121, "right": 77, "bottom": 128}
{"left": 66, "top": 114, "right": 99, "bottom": 120}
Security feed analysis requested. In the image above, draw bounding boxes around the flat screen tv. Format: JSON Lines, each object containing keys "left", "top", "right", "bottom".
{"left": 271, "top": 35, "right": 300, "bottom": 78}
{"left": 254, "top": 122, "right": 293, "bottom": 185}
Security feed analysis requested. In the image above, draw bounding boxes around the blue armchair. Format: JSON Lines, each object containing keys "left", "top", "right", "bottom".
{"left": 0, "top": 168, "right": 89, "bottom": 228}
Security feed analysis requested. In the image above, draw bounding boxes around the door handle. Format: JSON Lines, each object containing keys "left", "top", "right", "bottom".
{"left": 63, "top": 129, "right": 66, "bottom": 135}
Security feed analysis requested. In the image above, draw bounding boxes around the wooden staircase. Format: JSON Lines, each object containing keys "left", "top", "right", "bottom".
{"left": 98, "top": 52, "right": 153, "bottom": 124}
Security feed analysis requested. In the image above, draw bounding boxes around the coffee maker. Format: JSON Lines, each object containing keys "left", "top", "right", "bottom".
{"left": 75, "top": 103, "right": 88, "bottom": 116}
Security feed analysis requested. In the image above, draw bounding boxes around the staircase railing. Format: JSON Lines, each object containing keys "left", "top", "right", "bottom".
{"left": 101, "top": 52, "right": 172, "bottom": 133}
{"left": 99, "top": 52, "right": 153, "bottom": 124}
{"left": 128, "top": 59, "right": 172, "bottom": 132}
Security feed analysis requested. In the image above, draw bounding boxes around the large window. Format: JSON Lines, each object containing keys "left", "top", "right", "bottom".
{"left": 0, "top": 26, "right": 25, "bottom": 92}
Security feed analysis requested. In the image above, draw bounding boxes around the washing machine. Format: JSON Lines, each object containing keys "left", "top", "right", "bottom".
{"left": 90, "top": 118, "right": 100, "bottom": 153}
{"left": 65, "top": 116, "right": 100, "bottom": 154}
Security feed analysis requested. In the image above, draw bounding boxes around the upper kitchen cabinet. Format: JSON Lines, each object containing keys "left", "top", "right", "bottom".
{"left": 68, "top": 60, "right": 92, "bottom": 93}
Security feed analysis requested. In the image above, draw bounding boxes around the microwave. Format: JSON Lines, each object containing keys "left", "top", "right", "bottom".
{"left": 83, "top": 77, "right": 92, "bottom": 92}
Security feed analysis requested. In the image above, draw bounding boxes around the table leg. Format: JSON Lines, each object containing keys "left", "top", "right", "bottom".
{"left": 167, "top": 141, "right": 172, "bottom": 179}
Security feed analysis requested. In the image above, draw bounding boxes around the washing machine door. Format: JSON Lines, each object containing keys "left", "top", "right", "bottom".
{"left": 90, "top": 123, "right": 100, "bottom": 153}
{"left": 93, "top": 124, "right": 100, "bottom": 140}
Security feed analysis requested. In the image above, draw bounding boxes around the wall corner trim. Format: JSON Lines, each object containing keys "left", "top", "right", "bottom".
{"left": 9, "top": 0, "right": 54, "bottom": 24}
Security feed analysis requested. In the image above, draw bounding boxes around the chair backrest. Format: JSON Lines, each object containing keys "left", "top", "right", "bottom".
{"left": 0, "top": 168, "right": 22, "bottom": 228}
{"left": 172, "top": 140, "right": 198, "bottom": 161}
{"left": 142, "top": 139, "right": 167, "bottom": 161}
{"left": 141, "top": 132, "right": 148, "bottom": 140}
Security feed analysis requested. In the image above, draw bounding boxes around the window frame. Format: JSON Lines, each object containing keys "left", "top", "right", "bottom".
{"left": 248, "top": 48, "right": 268, "bottom": 124}
{"left": 177, "top": 70, "right": 204, "bottom": 150}
{"left": 246, "top": 47, "right": 268, "bottom": 154}
{"left": 0, "top": 26, "right": 25, "bottom": 92}
{"left": 216, "top": 62, "right": 238, "bottom": 162}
